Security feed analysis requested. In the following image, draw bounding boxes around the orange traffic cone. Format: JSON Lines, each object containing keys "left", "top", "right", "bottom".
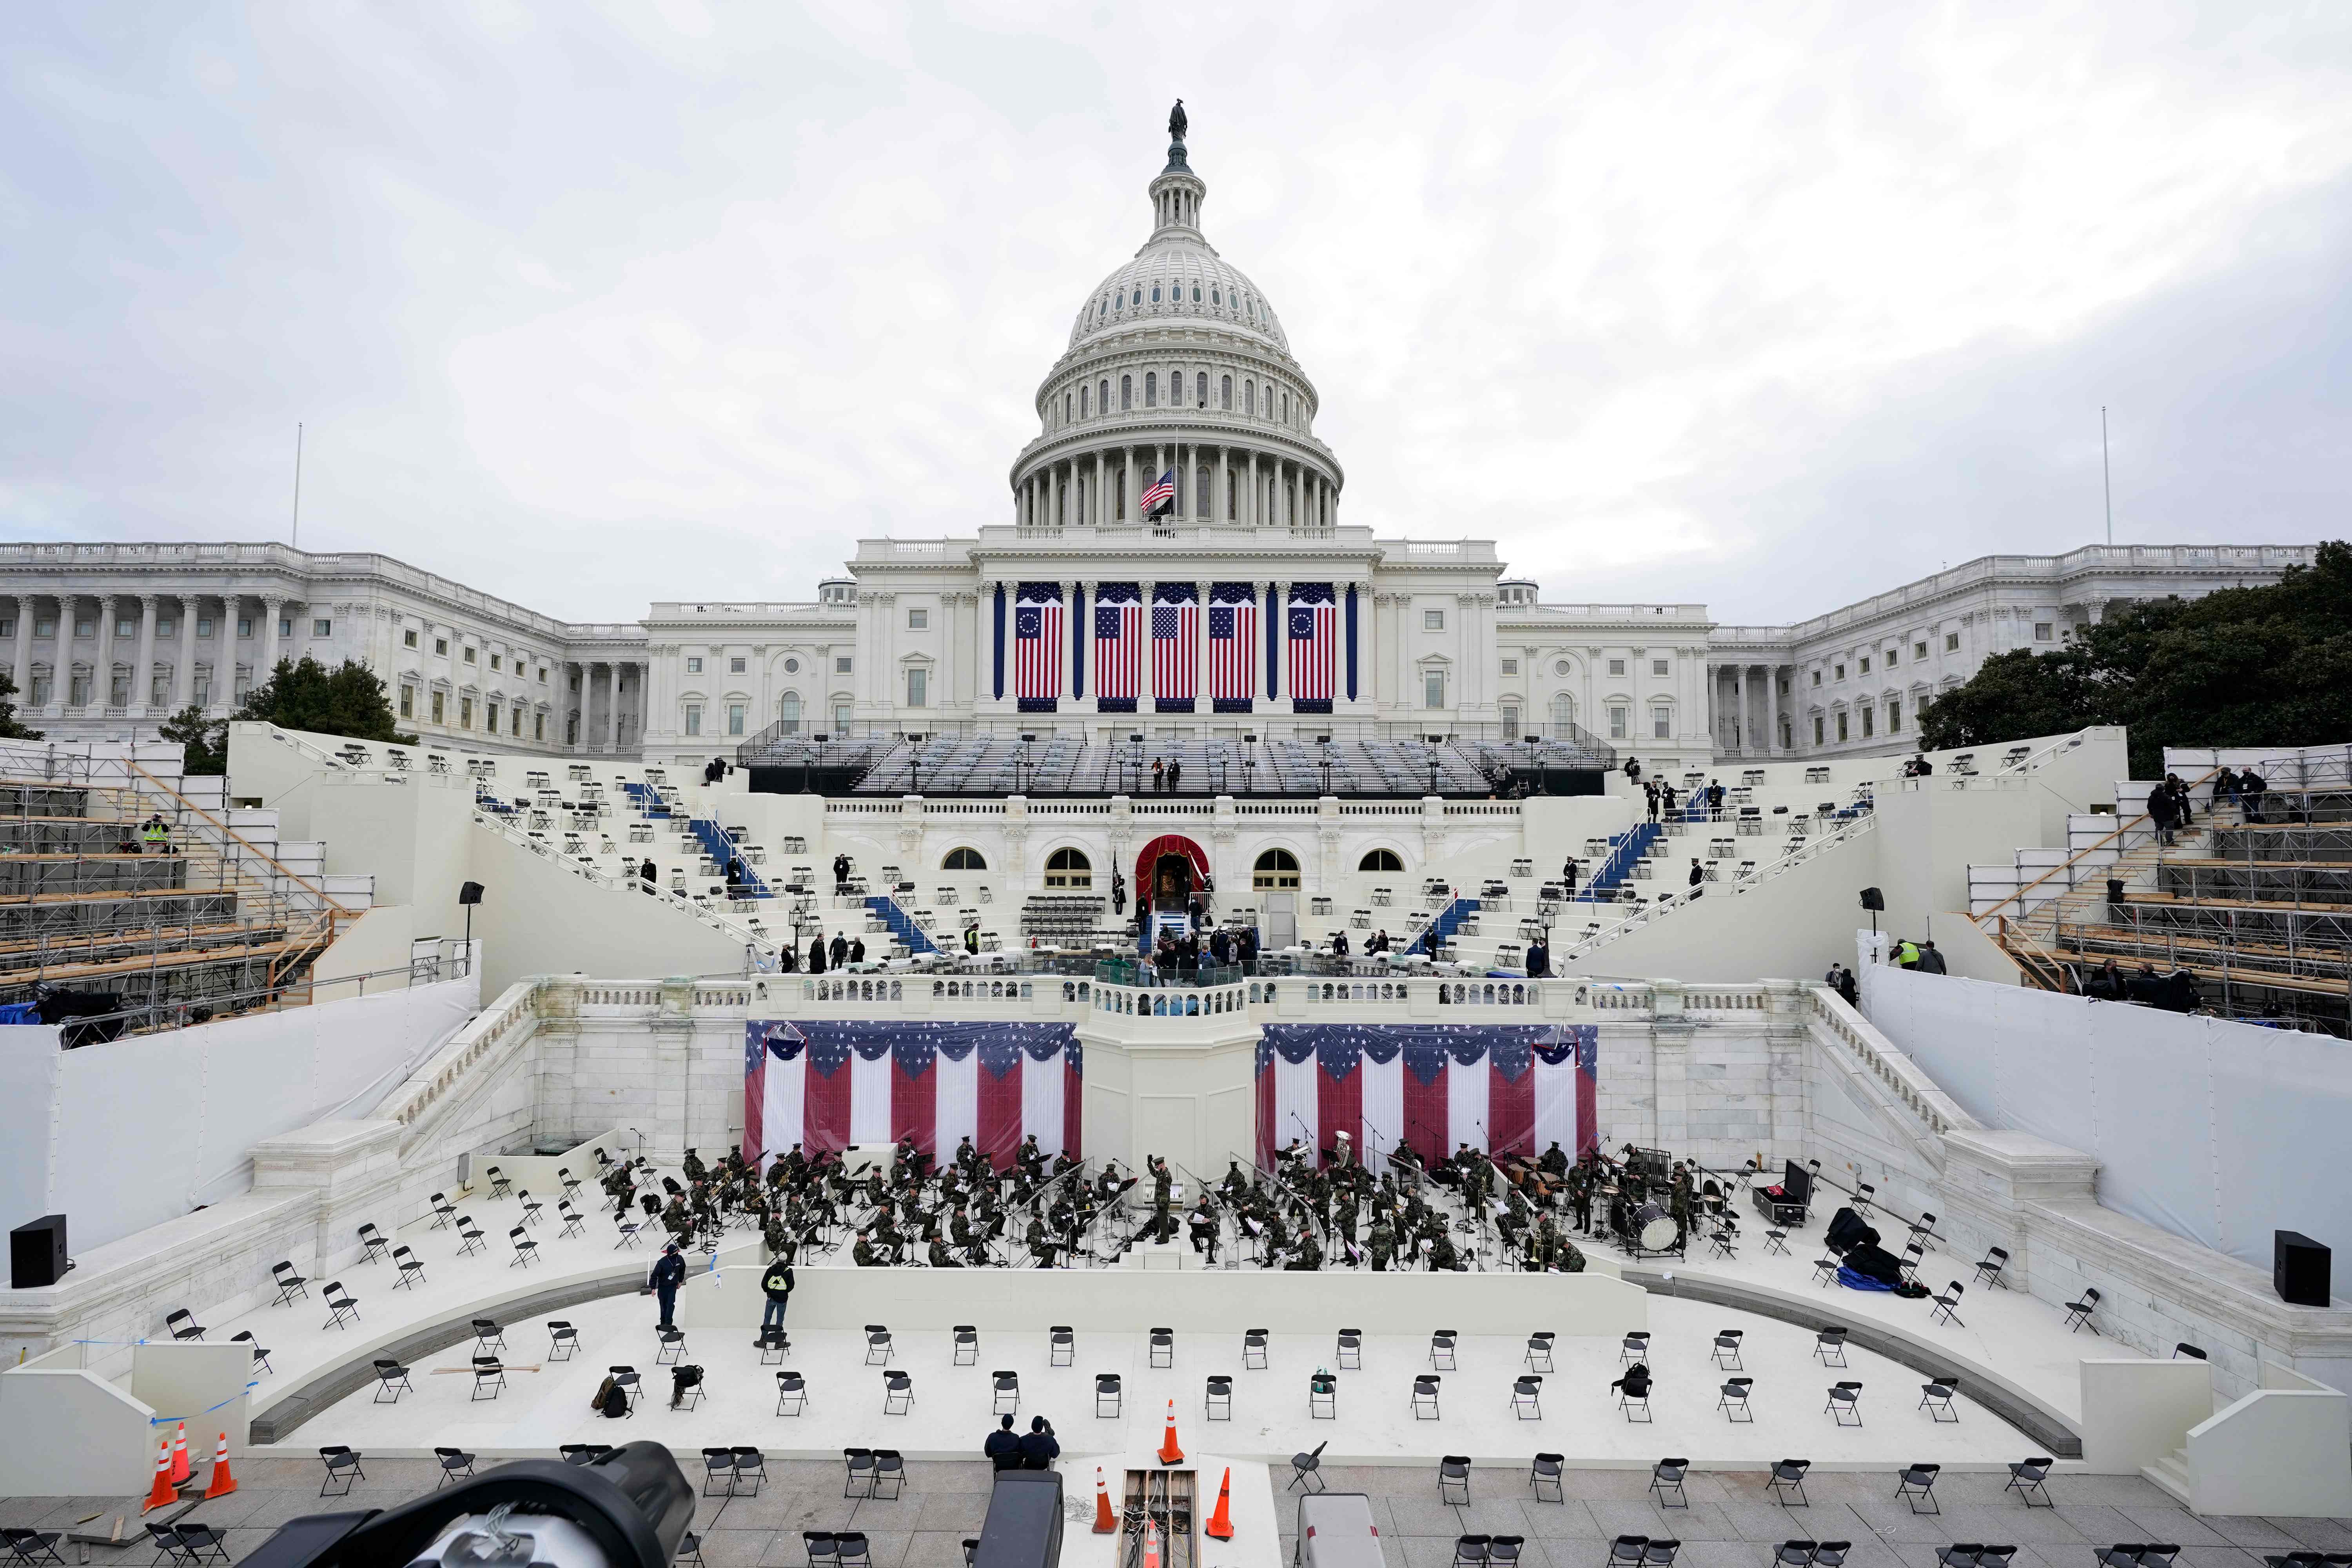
{"left": 1156, "top": 1397, "right": 1184, "bottom": 1464}
{"left": 141, "top": 1437, "right": 177, "bottom": 1512}
{"left": 1204, "top": 1466, "right": 1235, "bottom": 1540}
{"left": 1092, "top": 1467, "right": 1116, "bottom": 1534}
{"left": 1144, "top": 1519, "right": 1161, "bottom": 1568}
{"left": 167, "top": 1423, "right": 191, "bottom": 1486}
{"left": 202, "top": 1432, "right": 237, "bottom": 1500}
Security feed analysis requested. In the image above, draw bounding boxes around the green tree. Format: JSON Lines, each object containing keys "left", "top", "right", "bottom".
{"left": 159, "top": 705, "right": 227, "bottom": 775}
{"left": 236, "top": 656, "right": 418, "bottom": 746}
{"left": 0, "top": 668, "right": 41, "bottom": 740}
{"left": 1920, "top": 541, "right": 2352, "bottom": 779}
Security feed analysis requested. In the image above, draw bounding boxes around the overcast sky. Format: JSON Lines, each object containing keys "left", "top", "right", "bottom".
{"left": 4, "top": 3, "right": 2347, "bottom": 626}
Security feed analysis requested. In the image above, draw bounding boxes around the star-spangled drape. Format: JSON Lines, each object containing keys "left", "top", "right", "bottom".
{"left": 745, "top": 1021, "right": 1080, "bottom": 1171}
{"left": 1254, "top": 1024, "right": 1597, "bottom": 1170}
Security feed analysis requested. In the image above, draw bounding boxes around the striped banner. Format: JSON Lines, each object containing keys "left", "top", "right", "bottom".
{"left": 1093, "top": 584, "right": 1142, "bottom": 711}
{"left": 1152, "top": 584, "right": 1198, "bottom": 711}
{"left": 1014, "top": 583, "right": 1062, "bottom": 712}
{"left": 745, "top": 1021, "right": 1081, "bottom": 1171}
{"left": 1287, "top": 583, "right": 1336, "bottom": 713}
{"left": 1209, "top": 582, "right": 1256, "bottom": 712}
{"left": 1254, "top": 1024, "right": 1597, "bottom": 1171}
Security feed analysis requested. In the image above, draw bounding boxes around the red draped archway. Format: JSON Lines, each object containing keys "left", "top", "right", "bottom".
{"left": 1135, "top": 834, "right": 1213, "bottom": 904}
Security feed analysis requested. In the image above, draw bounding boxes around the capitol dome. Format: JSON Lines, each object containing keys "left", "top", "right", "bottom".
{"left": 1010, "top": 112, "right": 1341, "bottom": 536}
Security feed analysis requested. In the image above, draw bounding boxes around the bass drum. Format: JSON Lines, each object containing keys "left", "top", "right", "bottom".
{"left": 1635, "top": 1201, "right": 1677, "bottom": 1251}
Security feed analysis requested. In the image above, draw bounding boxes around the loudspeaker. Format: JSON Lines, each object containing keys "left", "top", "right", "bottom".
{"left": 11, "top": 1213, "right": 67, "bottom": 1289}
{"left": 457, "top": 881, "right": 485, "bottom": 906}
{"left": 1858, "top": 887, "right": 1885, "bottom": 911}
{"left": 2276, "top": 1230, "right": 2331, "bottom": 1307}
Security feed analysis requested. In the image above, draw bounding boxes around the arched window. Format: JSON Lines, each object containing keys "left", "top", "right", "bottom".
{"left": 1151, "top": 283, "right": 1161, "bottom": 303}
{"left": 1045, "top": 848, "right": 1092, "bottom": 888}
{"left": 1144, "top": 372, "right": 1157, "bottom": 408}
{"left": 779, "top": 692, "right": 802, "bottom": 733}
{"left": 1080, "top": 385, "right": 1089, "bottom": 419}
{"left": 1062, "top": 392, "right": 1072, "bottom": 424}
{"left": 1195, "top": 371, "right": 1207, "bottom": 406}
{"left": 942, "top": 848, "right": 987, "bottom": 871}
{"left": 1221, "top": 375, "right": 1232, "bottom": 410}
{"left": 1191, "top": 283, "right": 1201, "bottom": 302}
{"left": 1253, "top": 849, "right": 1301, "bottom": 890}
{"left": 1243, "top": 378, "right": 1254, "bottom": 416}
{"left": 1098, "top": 378, "right": 1109, "bottom": 414}
{"left": 1282, "top": 391, "right": 1291, "bottom": 423}
{"left": 1120, "top": 375, "right": 1132, "bottom": 411}
{"left": 1195, "top": 466, "right": 1209, "bottom": 514}
{"left": 1550, "top": 692, "right": 1575, "bottom": 733}
{"left": 1359, "top": 849, "right": 1405, "bottom": 873}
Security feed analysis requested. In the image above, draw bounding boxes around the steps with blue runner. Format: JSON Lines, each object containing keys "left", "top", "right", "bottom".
{"left": 1575, "top": 821, "right": 1661, "bottom": 901}
{"left": 1412, "top": 896, "right": 1481, "bottom": 955}
{"left": 866, "top": 894, "right": 940, "bottom": 956}
{"left": 684, "top": 815, "right": 771, "bottom": 897}
{"left": 622, "top": 780, "right": 672, "bottom": 818}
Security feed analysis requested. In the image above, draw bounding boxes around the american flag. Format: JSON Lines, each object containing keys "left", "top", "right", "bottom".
{"left": 1139, "top": 468, "right": 1176, "bottom": 517}
{"left": 1209, "top": 586, "right": 1256, "bottom": 709}
{"left": 1255, "top": 1023, "right": 1596, "bottom": 1171}
{"left": 1288, "top": 586, "right": 1336, "bottom": 706}
{"left": 1015, "top": 588, "right": 1062, "bottom": 707}
{"left": 1153, "top": 588, "right": 1197, "bottom": 705}
{"left": 1093, "top": 588, "right": 1142, "bottom": 706}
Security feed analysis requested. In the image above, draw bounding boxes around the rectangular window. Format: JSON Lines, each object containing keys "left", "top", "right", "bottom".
{"left": 1811, "top": 670, "right": 1821, "bottom": 686}
{"left": 1945, "top": 632, "right": 1960, "bottom": 652}
{"left": 1499, "top": 659, "right": 1517, "bottom": 676}
{"left": 1423, "top": 610, "right": 1445, "bottom": 631}
{"left": 486, "top": 701, "right": 501, "bottom": 732}
{"left": 1608, "top": 659, "right": 1626, "bottom": 677}
{"left": 490, "top": 654, "right": 501, "bottom": 671}
{"left": 459, "top": 697, "right": 473, "bottom": 728}
{"left": 1833, "top": 663, "right": 1845, "bottom": 681}
{"left": 534, "top": 713, "right": 545, "bottom": 740}
{"left": 75, "top": 619, "right": 94, "bottom": 638}
{"left": 835, "top": 702, "right": 852, "bottom": 730}
{"left": 403, "top": 629, "right": 418, "bottom": 648}
{"left": 0, "top": 620, "right": 12, "bottom": 638}
{"left": 906, "top": 667, "right": 928, "bottom": 708}
{"left": 1885, "top": 649, "right": 1898, "bottom": 666}
{"left": 150, "top": 674, "right": 167, "bottom": 706}
{"left": 156, "top": 619, "right": 173, "bottom": 638}
{"left": 1608, "top": 705, "right": 1628, "bottom": 740}
{"left": 908, "top": 608, "right": 927, "bottom": 630}
{"left": 463, "top": 646, "right": 476, "bottom": 664}
{"left": 278, "top": 617, "right": 292, "bottom": 637}
{"left": 512, "top": 707, "right": 523, "bottom": 736}
{"left": 109, "top": 673, "right": 128, "bottom": 706}
{"left": 1858, "top": 656, "right": 1869, "bottom": 674}
{"left": 539, "top": 666, "right": 548, "bottom": 682}
{"left": 431, "top": 691, "right": 445, "bottom": 724}
{"left": 192, "top": 671, "right": 209, "bottom": 706}
{"left": 31, "top": 674, "right": 51, "bottom": 707}
{"left": 1423, "top": 670, "right": 1445, "bottom": 708}
{"left": 69, "top": 673, "right": 90, "bottom": 706}
{"left": 1652, "top": 704, "right": 1671, "bottom": 739}
{"left": 233, "top": 669, "right": 252, "bottom": 701}
{"left": 686, "top": 657, "right": 702, "bottom": 673}
{"left": 116, "top": 617, "right": 136, "bottom": 637}
{"left": 1915, "top": 641, "right": 1928, "bottom": 659}
{"left": 1861, "top": 706, "right": 1874, "bottom": 738}
{"left": 400, "top": 686, "right": 414, "bottom": 718}
{"left": 1813, "top": 715, "right": 1825, "bottom": 745}
{"left": 728, "top": 703, "right": 746, "bottom": 735}
{"left": 312, "top": 618, "right": 331, "bottom": 637}
{"left": 435, "top": 638, "right": 448, "bottom": 655}
{"left": 836, "top": 657, "right": 853, "bottom": 674}
{"left": 1836, "top": 711, "right": 1848, "bottom": 742}
{"left": 235, "top": 617, "right": 252, "bottom": 638}
{"left": 1500, "top": 703, "right": 1519, "bottom": 734}
{"left": 197, "top": 618, "right": 213, "bottom": 637}
{"left": 730, "top": 657, "right": 746, "bottom": 674}
{"left": 2034, "top": 622, "right": 2053, "bottom": 641}
{"left": 1888, "top": 699, "right": 1902, "bottom": 732}
{"left": 684, "top": 704, "right": 702, "bottom": 736}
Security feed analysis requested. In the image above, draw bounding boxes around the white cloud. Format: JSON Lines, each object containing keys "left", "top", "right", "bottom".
{"left": 0, "top": 2, "right": 2346, "bottom": 626}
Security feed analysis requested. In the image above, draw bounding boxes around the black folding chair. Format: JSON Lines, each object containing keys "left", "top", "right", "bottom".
{"left": 2, "top": 1530, "right": 65, "bottom": 1567}
{"left": 2063, "top": 1288, "right": 2102, "bottom": 1334}
{"left": 1768, "top": 1459, "right": 1809, "bottom": 1508}
{"left": 232, "top": 1330, "right": 271, "bottom": 1374}
{"left": 1649, "top": 1458, "right": 1688, "bottom": 1508}
{"left": 2003, "top": 1457, "right": 2053, "bottom": 1507}
{"left": 1437, "top": 1454, "right": 1471, "bottom": 1504}
{"left": 318, "top": 1446, "right": 365, "bottom": 1496}
{"left": 320, "top": 1284, "right": 360, "bottom": 1330}
{"left": 1530, "top": 1452, "right": 1566, "bottom": 1503}
{"left": 435, "top": 1448, "right": 477, "bottom": 1486}
{"left": 1895, "top": 1464, "right": 1940, "bottom": 1514}
{"left": 1289, "top": 1439, "right": 1328, "bottom": 1492}
{"left": 165, "top": 1308, "right": 206, "bottom": 1342}
{"left": 391, "top": 1246, "right": 426, "bottom": 1290}
{"left": 270, "top": 1261, "right": 309, "bottom": 1306}
{"left": 372, "top": 1359, "right": 412, "bottom": 1402}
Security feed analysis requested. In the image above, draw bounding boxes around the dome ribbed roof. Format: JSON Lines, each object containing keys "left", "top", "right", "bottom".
{"left": 1067, "top": 244, "right": 1289, "bottom": 354}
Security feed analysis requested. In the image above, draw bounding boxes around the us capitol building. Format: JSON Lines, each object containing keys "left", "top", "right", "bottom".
{"left": 0, "top": 113, "right": 2312, "bottom": 767}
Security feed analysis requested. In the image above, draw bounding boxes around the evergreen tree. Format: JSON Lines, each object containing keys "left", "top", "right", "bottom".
{"left": 0, "top": 669, "right": 41, "bottom": 740}
{"left": 159, "top": 705, "right": 227, "bottom": 775}
{"left": 235, "top": 656, "right": 417, "bottom": 745}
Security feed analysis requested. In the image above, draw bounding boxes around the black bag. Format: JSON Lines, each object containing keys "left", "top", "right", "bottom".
{"left": 600, "top": 1382, "right": 629, "bottom": 1419}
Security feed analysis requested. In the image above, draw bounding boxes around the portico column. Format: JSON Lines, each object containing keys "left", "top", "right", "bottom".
{"left": 174, "top": 597, "right": 197, "bottom": 709}
{"left": 93, "top": 594, "right": 116, "bottom": 708}
{"left": 133, "top": 594, "right": 158, "bottom": 715}
{"left": 1094, "top": 452, "right": 1105, "bottom": 526}
{"left": 1140, "top": 579, "right": 1157, "bottom": 707}
{"left": 608, "top": 664, "right": 623, "bottom": 751}
{"left": 261, "top": 595, "right": 283, "bottom": 679}
{"left": 9, "top": 595, "right": 28, "bottom": 705}
{"left": 1733, "top": 666, "right": 1748, "bottom": 756}
{"left": 1195, "top": 578, "right": 1212, "bottom": 709}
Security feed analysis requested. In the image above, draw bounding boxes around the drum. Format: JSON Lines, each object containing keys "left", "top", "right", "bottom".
{"left": 1635, "top": 1202, "right": 1677, "bottom": 1252}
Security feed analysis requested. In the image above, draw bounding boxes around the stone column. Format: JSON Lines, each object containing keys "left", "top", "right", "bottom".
{"left": 10, "top": 595, "right": 29, "bottom": 705}
{"left": 93, "top": 594, "right": 116, "bottom": 708}
{"left": 132, "top": 594, "right": 158, "bottom": 714}
{"left": 1216, "top": 446, "right": 1229, "bottom": 524}
{"left": 1140, "top": 579, "right": 1157, "bottom": 707}
{"left": 1195, "top": 578, "right": 1212, "bottom": 710}
{"left": 1732, "top": 666, "right": 1748, "bottom": 757}
{"left": 261, "top": 595, "right": 284, "bottom": 679}
{"left": 174, "top": 596, "right": 198, "bottom": 709}
{"left": 1093, "top": 452, "right": 1105, "bottom": 526}
{"left": 608, "top": 664, "right": 624, "bottom": 752}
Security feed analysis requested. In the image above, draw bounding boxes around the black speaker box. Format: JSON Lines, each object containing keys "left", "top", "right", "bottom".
{"left": 2275, "top": 1230, "right": 2331, "bottom": 1308}
{"left": 11, "top": 1213, "right": 67, "bottom": 1289}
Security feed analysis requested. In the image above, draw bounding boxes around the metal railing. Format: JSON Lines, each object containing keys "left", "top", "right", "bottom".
{"left": 24, "top": 945, "right": 471, "bottom": 1045}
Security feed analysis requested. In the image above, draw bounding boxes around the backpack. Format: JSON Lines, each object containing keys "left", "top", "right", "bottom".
{"left": 601, "top": 1383, "right": 630, "bottom": 1418}
{"left": 591, "top": 1374, "right": 615, "bottom": 1411}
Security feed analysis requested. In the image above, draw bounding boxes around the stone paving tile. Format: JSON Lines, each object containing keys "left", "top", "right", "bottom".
{"left": 1389, "top": 1497, "right": 1470, "bottom": 1537}
{"left": 2274, "top": 1518, "right": 2352, "bottom": 1551}
{"left": 698, "top": 1528, "right": 782, "bottom": 1568}
{"left": 2194, "top": 1517, "right": 2302, "bottom": 1552}
{"left": 1646, "top": 1502, "right": 1743, "bottom": 1542}
{"left": 1516, "top": 1500, "right": 1601, "bottom": 1538}
{"left": 2113, "top": 1506, "right": 2230, "bottom": 1548}
{"left": 2051, "top": 1506, "right": 2140, "bottom": 1543}
{"left": 2163, "top": 1551, "right": 2266, "bottom": 1568}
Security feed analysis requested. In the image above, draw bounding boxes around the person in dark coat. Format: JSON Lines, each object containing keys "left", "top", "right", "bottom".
{"left": 1018, "top": 1417, "right": 1060, "bottom": 1470}
{"left": 829, "top": 933, "right": 849, "bottom": 969}
{"left": 649, "top": 1243, "right": 687, "bottom": 1329}
{"left": 984, "top": 1415, "right": 1023, "bottom": 1471}
{"left": 759, "top": 1255, "right": 795, "bottom": 1336}
{"left": 808, "top": 933, "right": 827, "bottom": 974}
